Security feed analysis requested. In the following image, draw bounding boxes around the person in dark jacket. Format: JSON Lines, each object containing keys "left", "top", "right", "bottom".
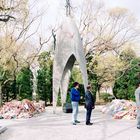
{"left": 70, "top": 82, "right": 80, "bottom": 125}
{"left": 85, "top": 85, "right": 95, "bottom": 125}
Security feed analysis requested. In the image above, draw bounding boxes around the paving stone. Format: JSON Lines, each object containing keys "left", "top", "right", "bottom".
{"left": 0, "top": 106, "right": 140, "bottom": 140}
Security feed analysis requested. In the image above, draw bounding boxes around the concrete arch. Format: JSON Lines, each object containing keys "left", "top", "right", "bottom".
{"left": 53, "top": 16, "right": 88, "bottom": 113}
{"left": 53, "top": 53, "right": 88, "bottom": 113}
{"left": 60, "top": 54, "right": 76, "bottom": 105}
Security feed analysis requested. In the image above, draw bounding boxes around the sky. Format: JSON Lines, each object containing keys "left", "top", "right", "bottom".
{"left": 30, "top": 0, "right": 140, "bottom": 36}
{"left": 107, "top": 0, "right": 140, "bottom": 18}
{"left": 28, "top": 0, "right": 140, "bottom": 54}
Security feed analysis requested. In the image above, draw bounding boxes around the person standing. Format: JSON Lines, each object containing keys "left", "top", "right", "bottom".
{"left": 135, "top": 82, "right": 140, "bottom": 129}
{"left": 70, "top": 82, "right": 80, "bottom": 125}
{"left": 85, "top": 85, "right": 95, "bottom": 125}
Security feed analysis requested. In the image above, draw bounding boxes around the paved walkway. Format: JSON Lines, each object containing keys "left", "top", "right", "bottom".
{"left": 0, "top": 126, "right": 7, "bottom": 134}
{"left": 0, "top": 106, "right": 140, "bottom": 140}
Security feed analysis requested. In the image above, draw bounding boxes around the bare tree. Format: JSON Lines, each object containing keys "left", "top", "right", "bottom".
{"left": 0, "top": 0, "right": 45, "bottom": 105}
{"left": 77, "top": 1, "right": 140, "bottom": 57}
{"left": 76, "top": 0, "right": 140, "bottom": 100}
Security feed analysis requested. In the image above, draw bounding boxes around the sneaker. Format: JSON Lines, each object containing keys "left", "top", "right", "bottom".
{"left": 75, "top": 120, "right": 80, "bottom": 123}
{"left": 137, "top": 126, "right": 140, "bottom": 129}
{"left": 86, "top": 122, "right": 93, "bottom": 125}
{"left": 72, "top": 123, "right": 77, "bottom": 125}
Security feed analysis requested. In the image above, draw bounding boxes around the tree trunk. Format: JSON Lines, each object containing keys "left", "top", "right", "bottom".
{"left": 96, "top": 91, "right": 100, "bottom": 102}
{"left": 13, "top": 79, "right": 17, "bottom": 99}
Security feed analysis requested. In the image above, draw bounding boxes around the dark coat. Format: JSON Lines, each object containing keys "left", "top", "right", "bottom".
{"left": 85, "top": 90, "right": 95, "bottom": 109}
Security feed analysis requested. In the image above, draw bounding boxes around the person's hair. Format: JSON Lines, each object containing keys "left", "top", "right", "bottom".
{"left": 87, "top": 85, "right": 91, "bottom": 90}
{"left": 73, "top": 82, "right": 79, "bottom": 87}
{"left": 136, "top": 81, "right": 140, "bottom": 87}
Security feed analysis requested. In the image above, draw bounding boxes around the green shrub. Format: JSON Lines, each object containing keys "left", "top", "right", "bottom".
{"left": 100, "top": 93, "right": 114, "bottom": 102}
{"left": 16, "top": 67, "right": 33, "bottom": 100}
{"left": 113, "top": 58, "right": 140, "bottom": 101}
{"left": 57, "top": 93, "right": 62, "bottom": 106}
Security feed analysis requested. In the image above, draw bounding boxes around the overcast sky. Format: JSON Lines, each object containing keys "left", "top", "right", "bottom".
{"left": 33, "top": 0, "right": 140, "bottom": 21}
{"left": 30, "top": 0, "right": 140, "bottom": 36}
{"left": 107, "top": 0, "right": 140, "bottom": 18}
{"left": 29, "top": 0, "right": 140, "bottom": 54}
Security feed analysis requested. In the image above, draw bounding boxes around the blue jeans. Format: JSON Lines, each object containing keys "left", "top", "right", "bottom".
{"left": 72, "top": 101, "right": 79, "bottom": 123}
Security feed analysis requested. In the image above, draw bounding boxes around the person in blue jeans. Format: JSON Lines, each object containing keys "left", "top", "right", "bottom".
{"left": 135, "top": 81, "right": 140, "bottom": 129}
{"left": 70, "top": 82, "right": 80, "bottom": 125}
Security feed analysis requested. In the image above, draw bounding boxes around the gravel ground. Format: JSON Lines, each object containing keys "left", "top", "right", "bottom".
{"left": 0, "top": 106, "right": 140, "bottom": 140}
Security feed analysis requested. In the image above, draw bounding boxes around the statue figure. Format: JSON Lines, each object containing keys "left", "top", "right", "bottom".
{"left": 65, "top": 0, "right": 72, "bottom": 16}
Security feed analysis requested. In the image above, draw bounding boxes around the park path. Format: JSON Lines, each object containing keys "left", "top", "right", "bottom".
{"left": 0, "top": 106, "right": 140, "bottom": 140}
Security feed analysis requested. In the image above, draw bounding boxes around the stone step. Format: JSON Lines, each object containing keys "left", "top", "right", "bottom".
{"left": 0, "top": 126, "right": 7, "bottom": 134}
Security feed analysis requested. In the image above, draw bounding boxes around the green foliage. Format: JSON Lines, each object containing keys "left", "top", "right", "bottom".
{"left": 37, "top": 52, "right": 53, "bottom": 105}
{"left": 113, "top": 58, "right": 140, "bottom": 101}
{"left": 100, "top": 93, "right": 114, "bottom": 102}
{"left": 87, "top": 55, "right": 99, "bottom": 100}
{"left": 88, "top": 71, "right": 99, "bottom": 98}
{"left": 0, "top": 66, "right": 17, "bottom": 102}
{"left": 68, "top": 71, "right": 75, "bottom": 103}
{"left": 2, "top": 80, "right": 15, "bottom": 102}
{"left": 37, "top": 69, "right": 48, "bottom": 102}
{"left": 16, "top": 67, "right": 33, "bottom": 100}
{"left": 120, "top": 47, "right": 136, "bottom": 62}
{"left": 68, "top": 66, "right": 85, "bottom": 104}
{"left": 0, "top": 67, "right": 10, "bottom": 82}
{"left": 57, "top": 92, "right": 62, "bottom": 106}
{"left": 0, "top": 66, "right": 4, "bottom": 80}
{"left": 66, "top": 92, "right": 71, "bottom": 103}
{"left": 71, "top": 66, "right": 83, "bottom": 83}
{"left": 79, "top": 84, "right": 85, "bottom": 104}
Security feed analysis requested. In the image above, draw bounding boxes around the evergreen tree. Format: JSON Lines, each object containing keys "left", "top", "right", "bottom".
{"left": 113, "top": 58, "right": 140, "bottom": 101}
{"left": 87, "top": 55, "right": 99, "bottom": 100}
{"left": 37, "top": 52, "right": 53, "bottom": 105}
{"left": 16, "top": 67, "right": 33, "bottom": 100}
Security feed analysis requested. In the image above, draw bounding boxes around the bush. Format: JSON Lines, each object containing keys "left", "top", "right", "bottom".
{"left": 57, "top": 93, "right": 62, "bottom": 106}
{"left": 37, "top": 52, "right": 53, "bottom": 105}
{"left": 66, "top": 90, "right": 71, "bottom": 103}
{"left": 16, "top": 67, "right": 33, "bottom": 100}
{"left": 100, "top": 93, "right": 115, "bottom": 102}
{"left": 113, "top": 58, "right": 140, "bottom": 101}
